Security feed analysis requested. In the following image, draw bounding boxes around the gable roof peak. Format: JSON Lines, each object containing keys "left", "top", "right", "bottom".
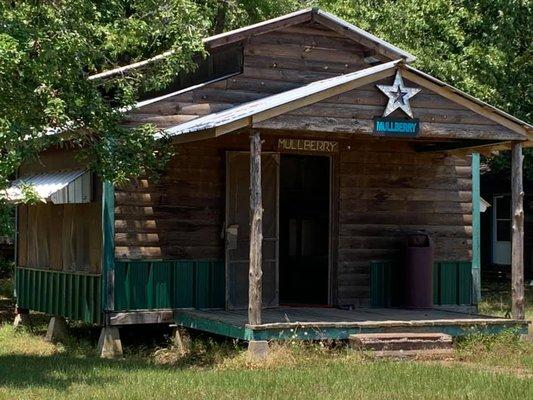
{"left": 89, "top": 9, "right": 415, "bottom": 82}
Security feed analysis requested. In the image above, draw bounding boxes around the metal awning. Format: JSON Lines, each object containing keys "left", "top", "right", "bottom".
{"left": 2, "top": 169, "right": 92, "bottom": 204}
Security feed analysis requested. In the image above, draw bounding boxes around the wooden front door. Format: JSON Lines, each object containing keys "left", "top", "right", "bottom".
{"left": 225, "top": 152, "right": 279, "bottom": 309}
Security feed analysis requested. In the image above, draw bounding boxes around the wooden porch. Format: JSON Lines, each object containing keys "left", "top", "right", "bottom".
{"left": 173, "top": 307, "right": 529, "bottom": 341}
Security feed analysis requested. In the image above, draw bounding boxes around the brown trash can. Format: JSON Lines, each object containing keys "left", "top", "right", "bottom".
{"left": 404, "top": 233, "right": 434, "bottom": 308}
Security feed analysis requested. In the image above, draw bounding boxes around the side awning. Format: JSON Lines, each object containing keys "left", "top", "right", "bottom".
{"left": 2, "top": 170, "right": 92, "bottom": 204}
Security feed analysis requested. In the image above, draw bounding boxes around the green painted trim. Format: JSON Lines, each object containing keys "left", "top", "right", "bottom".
{"left": 371, "top": 260, "right": 473, "bottom": 306}
{"left": 102, "top": 181, "right": 115, "bottom": 312}
{"left": 174, "top": 311, "right": 249, "bottom": 340}
{"left": 249, "top": 323, "right": 528, "bottom": 340}
{"left": 173, "top": 311, "right": 528, "bottom": 341}
{"left": 471, "top": 153, "right": 481, "bottom": 304}
{"left": 15, "top": 267, "right": 102, "bottom": 324}
{"left": 113, "top": 260, "right": 225, "bottom": 311}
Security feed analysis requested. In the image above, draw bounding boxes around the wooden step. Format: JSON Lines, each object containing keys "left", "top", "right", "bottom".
{"left": 349, "top": 332, "right": 453, "bottom": 358}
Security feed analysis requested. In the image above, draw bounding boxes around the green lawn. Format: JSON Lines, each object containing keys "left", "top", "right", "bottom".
{"left": 0, "top": 324, "right": 531, "bottom": 400}
{"left": 479, "top": 280, "right": 533, "bottom": 319}
{"left": 0, "top": 280, "right": 531, "bottom": 399}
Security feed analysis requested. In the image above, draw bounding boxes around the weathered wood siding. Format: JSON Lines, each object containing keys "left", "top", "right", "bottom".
{"left": 16, "top": 148, "right": 103, "bottom": 274}
{"left": 124, "top": 22, "right": 517, "bottom": 141}
{"left": 118, "top": 21, "right": 479, "bottom": 305}
{"left": 115, "top": 133, "right": 472, "bottom": 306}
{"left": 124, "top": 22, "right": 371, "bottom": 129}
{"left": 19, "top": 147, "right": 84, "bottom": 175}
{"left": 257, "top": 78, "right": 511, "bottom": 140}
{"left": 18, "top": 202, "right": 102, "bottom": 274}
{"left": 114, "top": 140, "right": 226, "bottom": 260}
{"left": 338, "top": 142, "right": 471, "bottom": 306}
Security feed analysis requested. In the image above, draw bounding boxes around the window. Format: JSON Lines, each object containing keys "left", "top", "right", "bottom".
{"left": 492, "top": 194, "right": 512, "bottom": 265}
{"left": 495, "top": 196, "right": 511, "bottom": 242}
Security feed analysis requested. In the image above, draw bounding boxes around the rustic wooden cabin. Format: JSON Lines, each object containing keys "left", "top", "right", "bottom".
{"left": 4, "top": 9, "right": 531, "bottom": 356}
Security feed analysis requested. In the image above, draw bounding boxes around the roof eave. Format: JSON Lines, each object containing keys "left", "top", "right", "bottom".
{"left": 88, "top": 8, "right": 415, "bottom": 82}
{"left": 401, "top": 65, "right": 531, "bottom": 138}
{"left": 204, "top": 8, "right": 314, "bottom": 48}
{"left": 312, "top": 9, "right": 417, "bottom": 63}
{"left": 164, "top": 60, "right": 401, "bottom": 138}
{"left": 163, "top": 61, "right": 531, "bottom": 147}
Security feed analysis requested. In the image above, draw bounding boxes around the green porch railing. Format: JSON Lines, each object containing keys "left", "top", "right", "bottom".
{"left": 113, "top": 260, "right": 225, "bottom": 312}
{"left": 371, "top": 260, "right": 472, "bottom": 307}
{"left": 15, "top": 267, "right": 102, "bottom": 324}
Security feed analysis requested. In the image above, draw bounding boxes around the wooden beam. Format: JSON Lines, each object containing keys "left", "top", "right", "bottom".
{"left": 414, "top": 140, "right": 499, "bottom": 153}
{"left": 511, "top": 141, "right": 525, "bottom": 320}
{"left": 108, "top": 310, "right": 174, "bottom": 326}
{"left": 246, "top": 317, "right": 528, "bottom": 330}
{"left": 248, "top": 130, "right": 263, "bottom": 325}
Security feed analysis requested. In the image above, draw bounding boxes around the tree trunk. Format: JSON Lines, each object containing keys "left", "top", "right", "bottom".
{"left": 248, "top": 130, "right": 262, "bottom": 325}
{"left": 212, "top": 2, "right": 228, "bottom": 35}
{"left": 511, "top": 141, "right": 525, "bottom": 320}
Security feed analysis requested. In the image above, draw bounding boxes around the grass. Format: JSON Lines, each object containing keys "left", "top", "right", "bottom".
{"left": 0, "top": 325, "right": 531, "bottom": 400}
{"left": 0, "top": 278, "right": 531, "bottom": 399}
{"left": 0, "top": 278, "right": 14, "bottom": 326}
{"left": 479, "top": 280, "right": 533, "bottom": 319}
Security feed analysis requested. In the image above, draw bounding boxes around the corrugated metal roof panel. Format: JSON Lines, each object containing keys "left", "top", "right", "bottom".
{"left": 2, "top": 170, "right": 91, "bottom": 204}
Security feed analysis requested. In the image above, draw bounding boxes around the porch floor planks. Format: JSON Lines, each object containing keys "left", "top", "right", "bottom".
{"left": 173, "top": 306, "right": 528, "bottom": 340}
{"left": 176, "top": 306, "right": 496, "bottom": 326}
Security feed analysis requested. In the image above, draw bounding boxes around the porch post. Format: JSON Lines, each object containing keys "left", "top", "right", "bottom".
{"left": 249, "top": 129, "right": 263, "bottom": 325}
{"left": 511, "top": 141, "right": 525, "bottom": 320}
{"left": 471, "top": 152, "right": 481, "bottom": 305}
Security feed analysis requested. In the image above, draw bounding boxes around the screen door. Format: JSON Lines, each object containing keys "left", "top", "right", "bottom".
{"left": 225, "top": 152, "right": 279, "bottom": 309}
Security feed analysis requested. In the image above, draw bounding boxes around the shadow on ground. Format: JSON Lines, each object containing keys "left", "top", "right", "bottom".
{"left": 0, "top": 322, "right": 244, "bottom": 394}
{"left": 0, "top": 353, "right": 161, "bottom": 391}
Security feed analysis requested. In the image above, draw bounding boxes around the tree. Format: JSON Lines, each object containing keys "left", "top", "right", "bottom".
{"left": 0, "top": 0, "right": 211, "bottom": 188}
{"left": 0, "top": 0, "right": 306, "bottom": 236}
{"left": 0, "top": 1, "right": 530, "bottom": 234}
{"left": 316, "top": 0, "right": 531, "bottom": 177}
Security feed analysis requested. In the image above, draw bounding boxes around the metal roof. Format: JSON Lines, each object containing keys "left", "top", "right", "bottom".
{"left": 2, "top": 169, "right": 89, "bottom": 203}
{"left": 164, "top": 60, "right": 401, "bottom": 138}
{"left": 163, "top": 61, "right": 531, "bottom": 142}
{"left": 403, "top": 65, "right": 532, "bottom": 133}
{"left": 89, "top": 8, "right": 415, "bottom": 81}
{"left": 313, "top": 9, "right": 416, "bottom": 62}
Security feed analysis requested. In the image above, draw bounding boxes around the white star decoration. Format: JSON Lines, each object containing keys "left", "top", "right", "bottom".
{"left": 376, "top": 71, "right": 421, "bottom": 118}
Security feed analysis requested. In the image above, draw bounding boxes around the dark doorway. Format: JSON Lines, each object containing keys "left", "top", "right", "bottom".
{"left": 279, "top": 155, "right": 330, "bottom": 305}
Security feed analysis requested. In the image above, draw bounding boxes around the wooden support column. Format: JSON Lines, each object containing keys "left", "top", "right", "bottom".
{"left": 511, "top": 141, "right": 525, "bottom": 320}
{"left": 471, "top": 153, "right": 481, "bottom": 305}
{"left": 249, "top": 130, "right": 263, "bottom": 325}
